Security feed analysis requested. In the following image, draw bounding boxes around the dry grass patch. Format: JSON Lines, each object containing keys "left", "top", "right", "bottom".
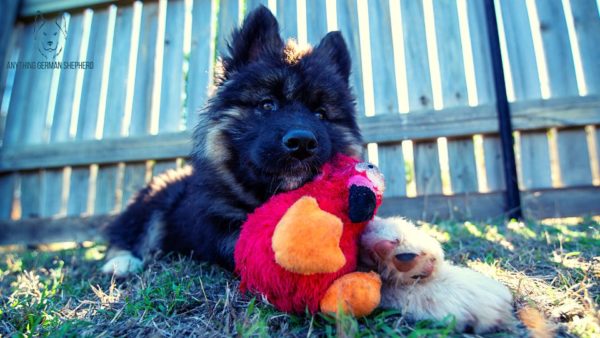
{"left": 0, "top": 217, "right": 598, "bottom": 337}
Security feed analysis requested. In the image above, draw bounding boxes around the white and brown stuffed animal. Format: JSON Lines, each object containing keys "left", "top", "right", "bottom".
{"left": 360, "top": 217, "right": 515, "bottom": 334}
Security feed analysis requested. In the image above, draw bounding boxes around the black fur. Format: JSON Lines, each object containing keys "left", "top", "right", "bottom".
{"left": 105, "top": 6, "right": 363, "bottom": 270}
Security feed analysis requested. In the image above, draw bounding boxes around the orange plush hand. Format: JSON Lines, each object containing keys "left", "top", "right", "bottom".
{"left": 320, "top": 271, "right": 382, "bottom": 317}
{"left": 272, "top": 196, "right": 346, "bottom": 274}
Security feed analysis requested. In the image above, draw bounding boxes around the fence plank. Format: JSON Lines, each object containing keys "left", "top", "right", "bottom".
{"left": 130, "top": 2, "right": 159, "bottom": 136}
{"left": 0, "top": 214, "right": 112, "bottom": 246}
{"left": 400, "top": 0, "right": 440, "bottom": 197}
{"left": 186, "top": 0, "right": 215, "bottom": 129}
{"left": 536, "top": 0, "right": 578, "bottom": 97}
{"left": 483, "top": 135, "right": 505, "bottom": 192}
{"left": 433, "top": 0, "right": 468, "bottom": 108}
{"left": 368, "top": 0, "right": 398, "bottom": 115}
{"left": 536, "top": 0, "right": 594, "bottom": 191}
{"left": 569, "top": 0, "right": 600, "bottom": 95}
{"left": 447, "top": 137, "right": 478, "bottom": 193}
{"left": 277, "top": 0, "right": 297, "bottom": 40}
{"left": 497, "top": 0, "right": 541, "bottom": 100}
{"left": 121, "top": 162, "right": 146, "bottom": 209}
{"left": 306, "top": 0, "right": 328, "bottom": 45}
{"left": 153, "top": 160, "right": 178, "bottom": 177}
{"left": 377, "top": 143, "right": 405, "bottom": 197}
{"left": 557, "top": 128, "right": 593, "bottom": 186}
{"left": 40, "top": 169, "right": 64, "bottom": 217}
{"left": 3, "top": 25, "right": 36, "bottom": 146}
{"left": 94, "top": 164, "right": 119, "bottom": 215}
{"left": 499, "top": 1, "right": 553, "bottom": 194}
{"left": 247, "top": 0, "right": 268, "bottom": 11}
{"left": 597, "top": 128, "right": 600, "bottom": 181}
{"left": 0, "top": 23, "right": 23, "bottom": 128}
{"left": 466, "top": 0, "right": 493, "bottom": 104}
{"left": 4, "top": 96, "right": 598, "bottom": 172}
{"left": 216, "top": 0, "right": 239, "bottom": 57}
{"left": 0, "top": 0, "right": 19, "bottom": 90}
{"left": 67, "top": 166, "right": 89, "bottom": 216}
{"left": 159, "top": 0, "right": 185, "bottom": 133}
{"left": 56, "top": 14, "right": 92, "bottom": 218}
{"left": 51, "top": 12, "right": 86, "bottom": 142}
{"left": 103, "top": 5, "right": 134, "bottom": 138}
{"left": 414, "top": 141, "right": 442, "bottom": 195}
{"left": 24, "top": 15, "right": 68, "bottom": 145}
{"left": 0, "top": 174, "right": 16, "bottom": 220}
{"left": 95, "top": 6, "right": 131, "bottom": 217}
{"left": 336, "top": 0, "right": 364, "bottom": 117}
{"left": 433, "top": 0, "right": 478, "bottom": 194}
{"left": 77, "top": 7, "right": 111, "bottom": 140}
{"left": 20, "top": 171, "right": 42, "bottom": 219}
{"left": 367, "top": 0, "right": 404, "bottom": 196}
{"left": 522, "top": 186, "right": 600, "bottom": 219}
{"left": 400, "top": 0, "right": 433, "bottom": 111}
{"left": 519, "top": 131, "right": 552, "bottom": 189}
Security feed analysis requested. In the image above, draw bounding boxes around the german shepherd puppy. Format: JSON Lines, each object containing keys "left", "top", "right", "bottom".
{"left": 102, "top": 6, "right": 363, "bottom": 276}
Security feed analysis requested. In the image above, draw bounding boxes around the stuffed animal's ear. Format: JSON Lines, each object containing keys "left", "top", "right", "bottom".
{"left": 312, "top": 31, "right": 352, "bottom": 83}
{"left": 222, "top": 6, "right": 284, "bottom": 75}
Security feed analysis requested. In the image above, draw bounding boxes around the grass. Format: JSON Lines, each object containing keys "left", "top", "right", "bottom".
{"left": 0, "top": 217, "right": 598, "bottom": 337}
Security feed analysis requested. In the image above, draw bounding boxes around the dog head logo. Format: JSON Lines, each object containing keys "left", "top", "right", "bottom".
{"left": 34, "top": 14, "right": 67, "bottom": 60}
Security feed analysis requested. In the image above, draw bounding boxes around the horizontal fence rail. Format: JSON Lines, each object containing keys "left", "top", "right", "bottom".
{"left": 0, "top": 0, "right": 599, "bottom": 245}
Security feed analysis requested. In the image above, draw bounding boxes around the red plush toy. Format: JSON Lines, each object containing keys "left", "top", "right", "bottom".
{"left": 234, "top": 154, "right": 385, "bottom": 316}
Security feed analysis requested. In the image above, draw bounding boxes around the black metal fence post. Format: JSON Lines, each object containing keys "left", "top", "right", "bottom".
{"left": 483, "top": 0, "right": 523, "bottom": 220}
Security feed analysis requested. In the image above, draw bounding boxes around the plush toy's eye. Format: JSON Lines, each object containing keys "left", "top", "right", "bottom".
{"left": 314, "top": 107, "right": 327, "bottom": 120}
{"left": 259, "top": 99, "right": 277, "bottom": 111}
{"left": 355, "top": 163, "right": 367, "bottom": 172}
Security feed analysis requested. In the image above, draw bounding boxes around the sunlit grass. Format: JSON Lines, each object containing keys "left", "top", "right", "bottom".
{"left": 0, "top": 217, "right": 598, "bottom": 337}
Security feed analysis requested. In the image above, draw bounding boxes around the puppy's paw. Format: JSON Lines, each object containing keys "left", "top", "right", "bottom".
{"left": 101, "top": 251, "right": 143, "bottom": 277}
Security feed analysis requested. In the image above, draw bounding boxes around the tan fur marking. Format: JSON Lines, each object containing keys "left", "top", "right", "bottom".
{"left": 203, "top": 119, "right": 260, "bottom": 207}
{"left": 283, "top": 39, "right": 312, "bottom": 65}
{"left": 334, "top": 125, "right": 363, "bottom": 158}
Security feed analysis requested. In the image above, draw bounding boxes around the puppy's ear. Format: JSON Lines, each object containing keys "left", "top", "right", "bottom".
{"left": 223, "top": 6, "right": 283, "bottom": 74}
{"left": 313, "top": 31, "right": 352, "bottom": 83}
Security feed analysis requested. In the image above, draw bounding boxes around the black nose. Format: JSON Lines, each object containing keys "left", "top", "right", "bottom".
{"left": 282, "top": 130, "right": 318, "bottom": 159}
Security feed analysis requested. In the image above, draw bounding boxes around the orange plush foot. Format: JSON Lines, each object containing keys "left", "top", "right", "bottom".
{"left": 272, "top": 196, "right": 346, "bottom": 274}
{"left": 320, "top": 271, "right": 382, "bottom": 317}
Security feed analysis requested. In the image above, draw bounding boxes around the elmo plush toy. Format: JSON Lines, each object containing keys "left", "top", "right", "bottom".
{"left": 234, "top": 154, "right": 385, "bottom": 316}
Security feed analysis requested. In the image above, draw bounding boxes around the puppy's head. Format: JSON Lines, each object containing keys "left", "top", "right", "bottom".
{"left": 360, "top": 217, "right": 444, "bottom": 285}
{"left": 194, "top": 6, "right": 362, "bottom": 195}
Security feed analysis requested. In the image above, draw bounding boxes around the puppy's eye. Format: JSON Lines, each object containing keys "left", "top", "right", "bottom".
{"left": 314, "top": 108, "right": 327, "bottom": 120}
{"left": 259, "top": 99, "right": 277, "bottom": 111}
{"left": 395, "top": 253, "right": 418, "bottom": 262}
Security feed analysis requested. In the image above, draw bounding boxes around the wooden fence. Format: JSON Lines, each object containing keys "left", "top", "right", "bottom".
{"left": 0, "top": 0, "right": 599, "bottom": 245}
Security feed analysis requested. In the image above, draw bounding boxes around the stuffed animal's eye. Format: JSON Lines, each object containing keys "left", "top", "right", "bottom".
{"left": 315, "top": 107, "right": 327, "bottom": 120}
{"left": 395, "top": 253, "right": 418, "bottom": 262}
{"left": 355, "top": 162, "right": 372, "bottom": 172}
{"left": 259, "top": 99, "right": 277, "bottom": 111}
